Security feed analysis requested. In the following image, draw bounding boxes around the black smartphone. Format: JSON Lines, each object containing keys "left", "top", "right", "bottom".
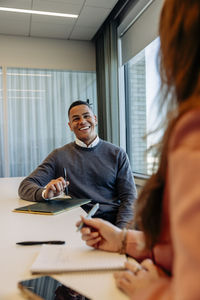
{"left": 18, "top": 276, "right": 91, "bottom": 300}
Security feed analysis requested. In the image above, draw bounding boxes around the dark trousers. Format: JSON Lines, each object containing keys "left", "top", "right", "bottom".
{"left": 93, "top": 210, "right": 117, "bottom": 226}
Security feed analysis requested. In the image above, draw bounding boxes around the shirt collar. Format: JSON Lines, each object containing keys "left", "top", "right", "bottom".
{"left": 75, "top": 135, "right": 99, "bottom": 148}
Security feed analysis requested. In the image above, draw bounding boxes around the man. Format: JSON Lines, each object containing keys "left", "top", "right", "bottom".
{"left": 18, "top": 100, "right": 137, "bottom": 228}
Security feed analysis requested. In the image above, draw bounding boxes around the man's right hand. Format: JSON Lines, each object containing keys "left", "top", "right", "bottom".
{"left": 43, "top": 177, "right": 67, "bottom": 199}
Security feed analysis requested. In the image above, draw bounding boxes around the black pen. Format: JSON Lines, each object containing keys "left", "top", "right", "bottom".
{"left": 16, "top": 240, "right": 65, "bottom": 246}
{"left": 63, "top": 167, "right": 69, "bottom": 196}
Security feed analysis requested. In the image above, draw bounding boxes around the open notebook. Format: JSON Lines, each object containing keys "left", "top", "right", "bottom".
{"left": 31, "top": 245, "right": 127, "bottom": 274}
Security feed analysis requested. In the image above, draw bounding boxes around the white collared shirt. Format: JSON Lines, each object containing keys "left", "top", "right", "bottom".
{"left": 75, "top": 135, "right": 99, "bottom": 148}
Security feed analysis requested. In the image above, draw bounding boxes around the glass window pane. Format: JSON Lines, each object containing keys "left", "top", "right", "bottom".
{"left": 125, "top": 38, "right": 161, "bottom": 175}
{"left": 0, "top": 68, "right": 4, "bottom": 177}
{"left": 6, "top": 68, "right": 97, "bottom": 177}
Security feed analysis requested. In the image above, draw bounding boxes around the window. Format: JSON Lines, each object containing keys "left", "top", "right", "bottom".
{"left": 1, "top": 68, "right": 96, "bottom": 177}
{"left": 0, "top": 68, "right": 4, "bottom": 176}
{"left": 124, "top": 38, "right": 161, "bottom": 175}
{"left": 118, "top": 0, "right": 164, "bottom": 177}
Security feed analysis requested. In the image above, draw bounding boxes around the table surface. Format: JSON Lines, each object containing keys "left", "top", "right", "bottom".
{"left": 0, "top": 177, "right": 128, "bottom": 300}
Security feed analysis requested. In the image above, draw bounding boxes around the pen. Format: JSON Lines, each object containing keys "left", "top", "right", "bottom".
{"left": 16, "top": 240, "right": 65, "bottom": 246}
{"left": 77, "top": 203, "right": 99, "bottom": 232}
{"left": 63, "top": 167, "right": 68, "bottom": 196}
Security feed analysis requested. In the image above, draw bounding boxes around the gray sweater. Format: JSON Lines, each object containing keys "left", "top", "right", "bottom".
{"left": 18, "top": 139, "right": 137, "bottom": 228}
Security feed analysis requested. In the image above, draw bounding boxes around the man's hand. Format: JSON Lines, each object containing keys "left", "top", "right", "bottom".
{"left": 43, "top": 177, "right": 67, "bottom": 199}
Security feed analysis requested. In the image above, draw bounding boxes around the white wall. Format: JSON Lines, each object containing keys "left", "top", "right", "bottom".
{"left": 0, "top": 35, "right": 95, "bottom": 71}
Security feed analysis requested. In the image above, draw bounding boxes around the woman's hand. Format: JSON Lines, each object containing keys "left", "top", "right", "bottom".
{"left": 114, "top": 259, "right": 167, "bottom": 298}
{"left": 76, "top": 217, "right": 123, "bottom": 252}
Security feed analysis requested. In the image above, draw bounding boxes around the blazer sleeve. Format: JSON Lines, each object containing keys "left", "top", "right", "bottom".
{"left": 130, "top": 109, "right": 200, "bottom": 299}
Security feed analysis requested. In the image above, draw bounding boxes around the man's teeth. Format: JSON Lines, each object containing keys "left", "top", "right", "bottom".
{"left": 80, "top": 126, "right": 89, "bottom": 131}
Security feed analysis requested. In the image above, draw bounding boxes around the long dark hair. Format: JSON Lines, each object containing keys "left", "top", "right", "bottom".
{"left": 134, "top": 0, "right": 200, "bottom": 249}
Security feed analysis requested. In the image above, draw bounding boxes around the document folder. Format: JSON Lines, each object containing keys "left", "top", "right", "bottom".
{"left": 13, "top": 198, "right": 91, "bottom": 215}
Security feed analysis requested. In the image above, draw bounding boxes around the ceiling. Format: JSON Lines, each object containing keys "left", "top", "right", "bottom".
{"left": 0, "top": 0, "right": 119, "bottom": 41}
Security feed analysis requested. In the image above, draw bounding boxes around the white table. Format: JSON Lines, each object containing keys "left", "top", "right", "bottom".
{"left": 0, "top": 177, "right": 128, "bottom": 300}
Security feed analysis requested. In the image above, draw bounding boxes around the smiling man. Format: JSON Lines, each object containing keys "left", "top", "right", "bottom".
{"left": 68, "top": 102, "right": 98, "bottom": 147}
{"left": 18, "top": 100, "right": 137, "bottom": 228}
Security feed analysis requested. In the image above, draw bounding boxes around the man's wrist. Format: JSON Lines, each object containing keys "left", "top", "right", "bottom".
{"left": 42, "top": 189, "right": 47, "bottom": 199}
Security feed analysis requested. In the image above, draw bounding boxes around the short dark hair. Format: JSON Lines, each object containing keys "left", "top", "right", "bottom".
{"left": 68, "top": 100, "right": 92, "bottom": 117}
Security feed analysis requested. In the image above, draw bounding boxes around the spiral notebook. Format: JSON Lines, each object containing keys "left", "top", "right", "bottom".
{"left": 31, "top": 245, "right": 127, "bottom": 274}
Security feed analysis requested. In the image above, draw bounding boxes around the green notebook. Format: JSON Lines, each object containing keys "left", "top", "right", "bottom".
{"left": 13, "top": 198, "right": 91, "bottom": 215}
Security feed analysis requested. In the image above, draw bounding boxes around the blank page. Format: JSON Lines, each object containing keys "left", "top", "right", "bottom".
{"left": 31, "top": 245, "right": 127, "bottom": 274}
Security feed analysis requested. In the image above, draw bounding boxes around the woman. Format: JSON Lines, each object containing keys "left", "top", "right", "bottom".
{"left": 77, "top": 0, "right": 200, "bottom": 298}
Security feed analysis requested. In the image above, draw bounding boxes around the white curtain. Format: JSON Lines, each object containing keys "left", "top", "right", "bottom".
{"left": 3, "top": 68, "right": 96, "bottom": 177}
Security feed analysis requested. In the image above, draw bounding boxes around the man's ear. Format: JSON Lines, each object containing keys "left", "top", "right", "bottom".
{"left": 68, "top": 121, "right": 73, "bottom": 132}
{"left": 94, "top": 115, "right": 98, "bottom": 126}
